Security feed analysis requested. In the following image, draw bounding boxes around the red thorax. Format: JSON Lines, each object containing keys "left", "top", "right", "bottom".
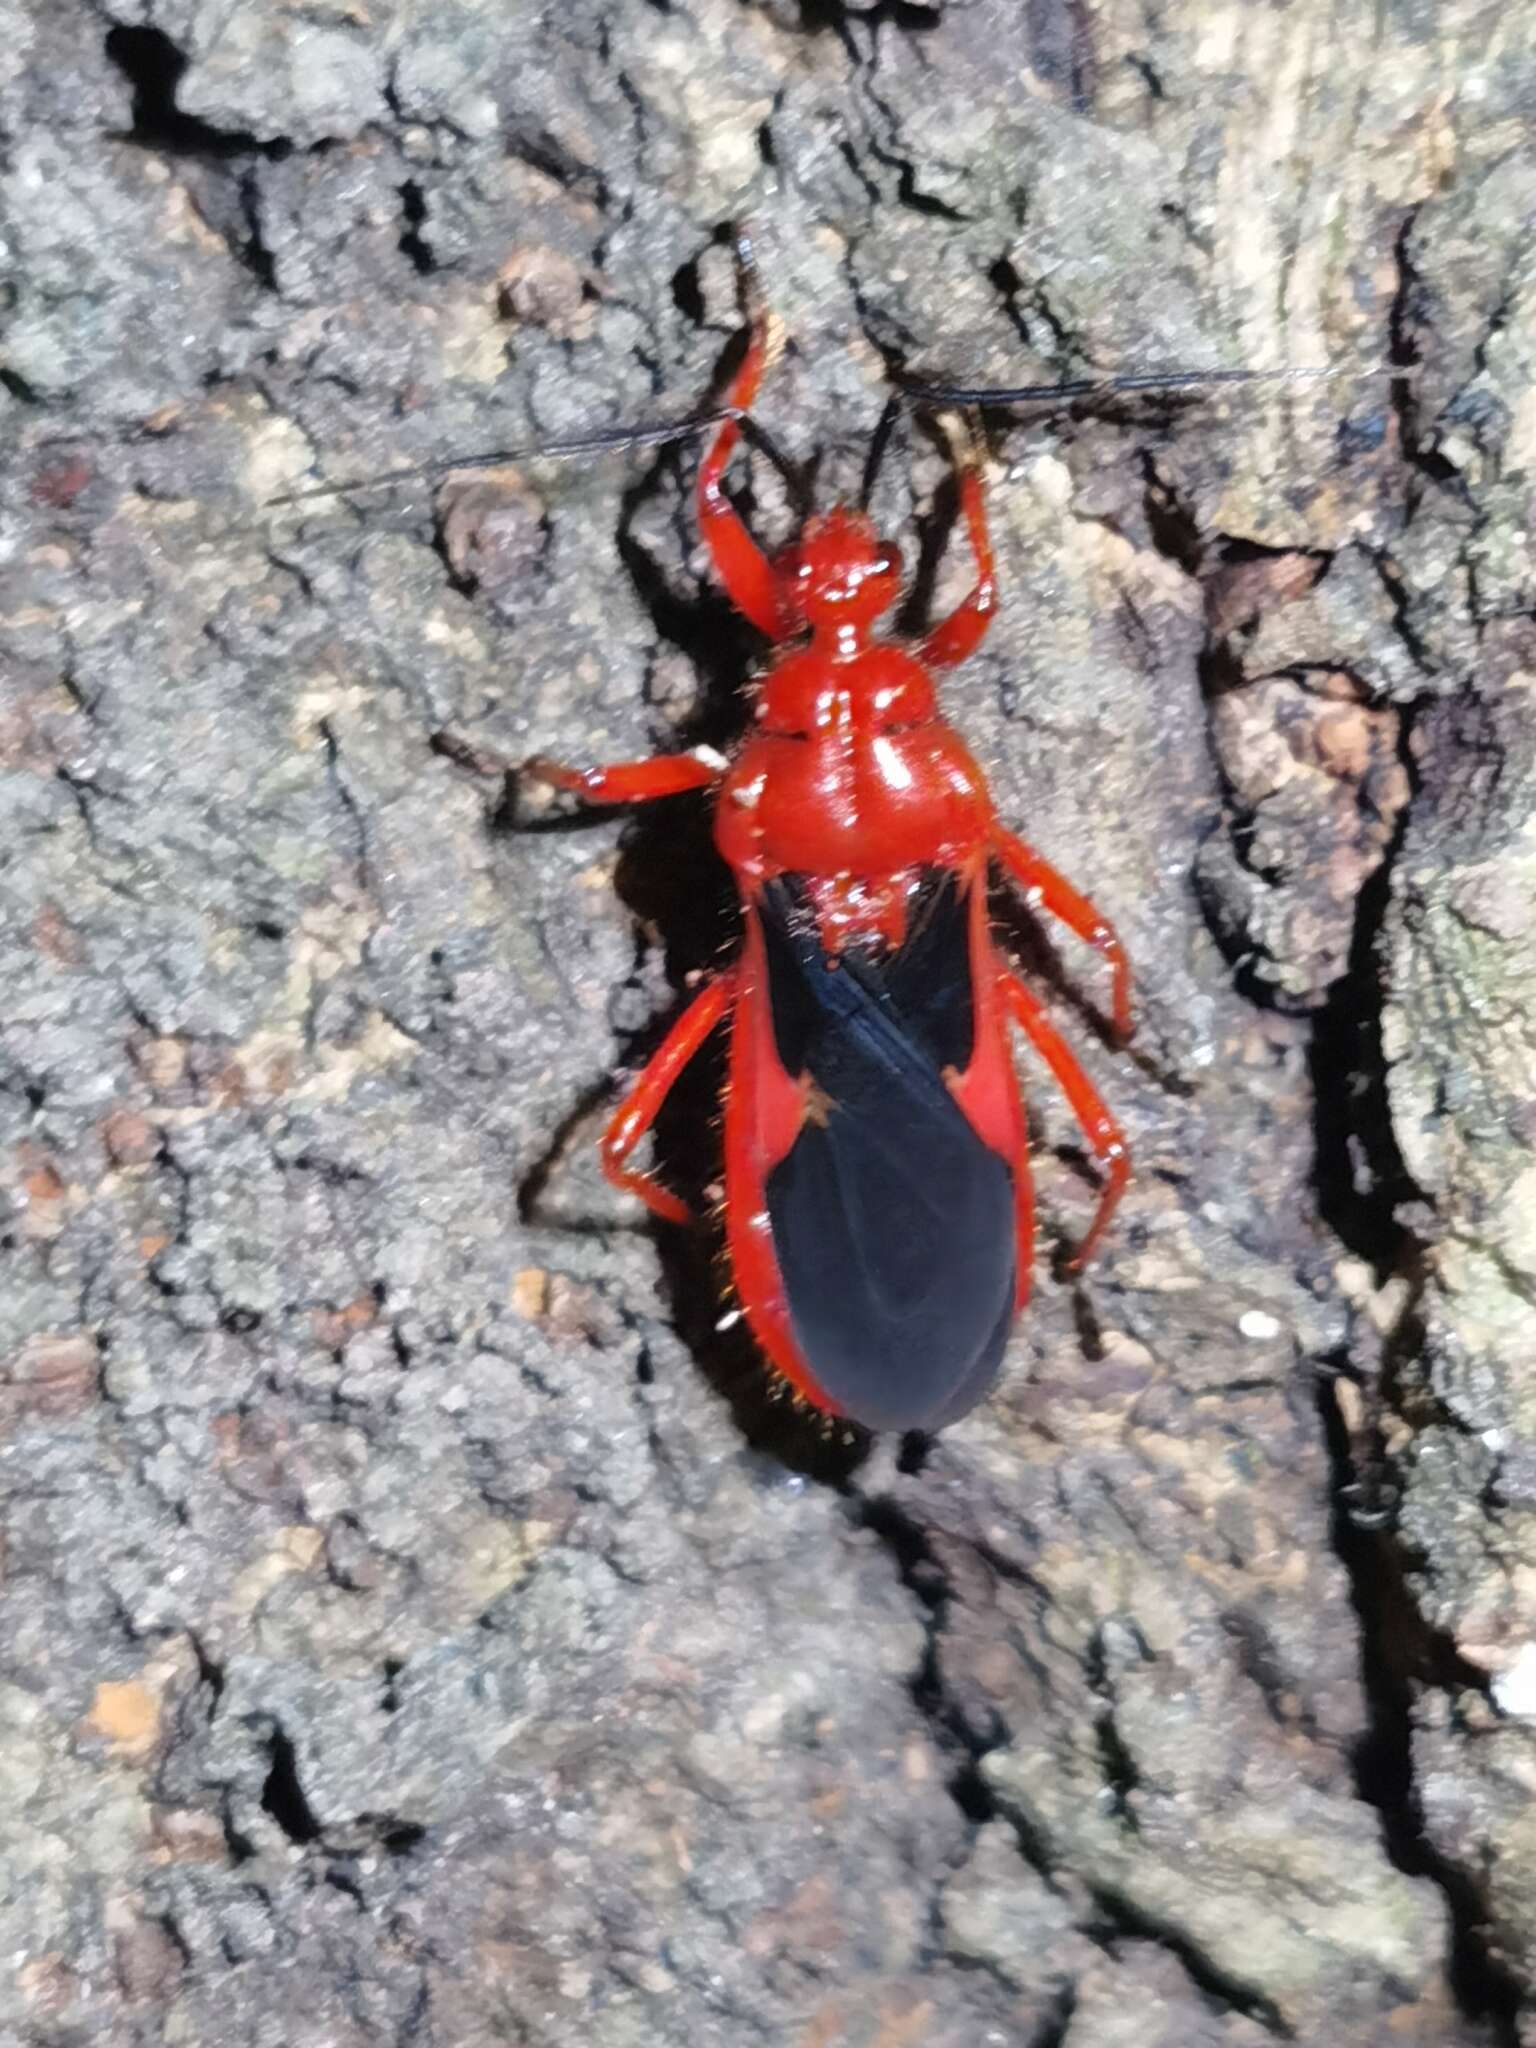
{"left": 714, "top": 505, "right": 993, "bottom": 953}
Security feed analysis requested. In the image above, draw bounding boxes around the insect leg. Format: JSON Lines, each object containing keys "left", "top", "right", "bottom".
{"left": 918, "top": 415, "right": 999, "bottom": 670}
{"left": 524, "top": 751, "right": 724, "bottom": 805}
{"left": 998, "top": 970, "right": 1129, "bottom": 1272}
{"left": 697, "top": 301, "right": 791, "bottom": 640}
{"left": 992, "top": 825, "right": 1133, "bottom": 1044}
{"left": 601, "top": 972, "right": 738, "bottom": 1225}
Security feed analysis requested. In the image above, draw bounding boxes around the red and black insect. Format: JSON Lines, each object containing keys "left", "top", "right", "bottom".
{"left": 512, "top": 277, "right": 1133, "bottom": 1435}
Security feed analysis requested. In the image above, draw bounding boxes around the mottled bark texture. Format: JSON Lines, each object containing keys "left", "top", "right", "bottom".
{"left": 2, "top": 3, "right": 1533, "bottom": 2044}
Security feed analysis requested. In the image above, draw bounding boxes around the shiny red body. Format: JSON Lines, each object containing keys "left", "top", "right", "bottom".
{"left": 529, "top": 318, "right": 1131, "bottom": 1432}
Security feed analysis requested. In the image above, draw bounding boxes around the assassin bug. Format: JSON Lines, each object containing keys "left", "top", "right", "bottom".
{"left": 279, "top": 263, "right": 1371, "bottom": 1434}
{"left": 501, "top": 262, "right": 1136, "bottom": 1436}
{"left": 385, "top": 251, "right": 1352, "bottom": 1433}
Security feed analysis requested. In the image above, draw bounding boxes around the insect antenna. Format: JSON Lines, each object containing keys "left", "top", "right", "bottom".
{"left": 897, "top": 362, "right": 1417, "bottom": 425}
{"left": 897, "top": 361, "right": 1394, "bottom": 410}
{"left": 266, "top": 408, "right": 742, "bottom": 507}
{"left": 266, "top": 358, "right": 808, "bottom": 519}
{"left": 267, "top": 225, "right": 813, "bottom": 517}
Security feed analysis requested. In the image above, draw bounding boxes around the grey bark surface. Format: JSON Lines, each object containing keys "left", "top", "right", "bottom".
{"left": 2, "top": 3, "right": 1532, "bottom": 2044}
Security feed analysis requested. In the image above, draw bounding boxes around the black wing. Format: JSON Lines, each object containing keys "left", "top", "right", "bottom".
{"left": 758, "top": 871, "right": 1017, "bottom": 1433}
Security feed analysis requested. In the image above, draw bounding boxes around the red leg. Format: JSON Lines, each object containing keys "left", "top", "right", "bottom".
{"left": 524, "top": 751, "right": 723, "bottom": 806}
{"left": 697, "top": 315, "right": 791, "bottom": 641}
{"left": 602, "top": 973, "right": 737, "bottom": 1225}
{"left": 918, "top": 433, "right": 998, "bottom": 670}
{"left": 437, "top": 734, "right": 723, "bottom": 806}
{"left": 999, "top": 970, "right": 1129, "bottom": 1272}
{"left": 992, "top": 825, "right": 1133, "bottom": 1044}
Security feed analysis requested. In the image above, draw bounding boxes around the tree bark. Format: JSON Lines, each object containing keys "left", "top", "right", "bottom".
{"left": 3, "top": 3, "right": 1532, "bottom": 2043}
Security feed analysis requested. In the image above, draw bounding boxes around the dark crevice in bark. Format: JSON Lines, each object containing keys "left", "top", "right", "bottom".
{"left": 236, "top": 165, "right": 278, "bottom": 291}
{"left": 1023, "top": 1985, "right": 1079, "bottom": 2048}
{"left": 505, "top": 124, "right": 609, "bottom": 209}
{"left": 106, "top": 26, "right": 282, "bottom": 160}
{"left": 397, "top": 180, "right": 435, "bottom": 275}
{"left": 259, "top": 1723, "right": 322, "bottom": 1844}
{"left": 362, "top": 1815, "right": 428, "bottom": 1856}
{"left": 324, "top": 1864, "right": 367, "bottom": 1908}
{"left": 790, "top": 0, "right": 942, "bottom": 37}
{"left": 105, "top": 25, "right": 288, "bottom": 290}
{"left": 1192, "top": 363, "right": 1519, "bottom": 2034}
{"left": 1131, "top": 403, "right": 1511, "bottom": 2035}
{"left": 108, "top": 25, "right": 266, "bottom": 159}
{"left": 1082, "top": 1626, "right": 1145, "bottom": 1833}
{"left": 218, "top": 1790, "right": 257, "bottom": 1864}
{"left": 1387, "top": 209, "right": 1472, "bottom": 515}
{"left": 1069, "top": 1885, "right": 1288, "bottom": 2035}
{"left": 1307, "top": 699, "right": 1425, "bottom": 1278}
{"left": 862, "top": 136, "right": 968, "bottom": 220}
{"left": 1139, "top": 451, "right": 1206, "bottom": 576}
{"left": 1317, "top": 1370, "right": 1523, "bottom": 2043}
{"left": 852, "top": 1489, "right": 1290, "bottom": 2034}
